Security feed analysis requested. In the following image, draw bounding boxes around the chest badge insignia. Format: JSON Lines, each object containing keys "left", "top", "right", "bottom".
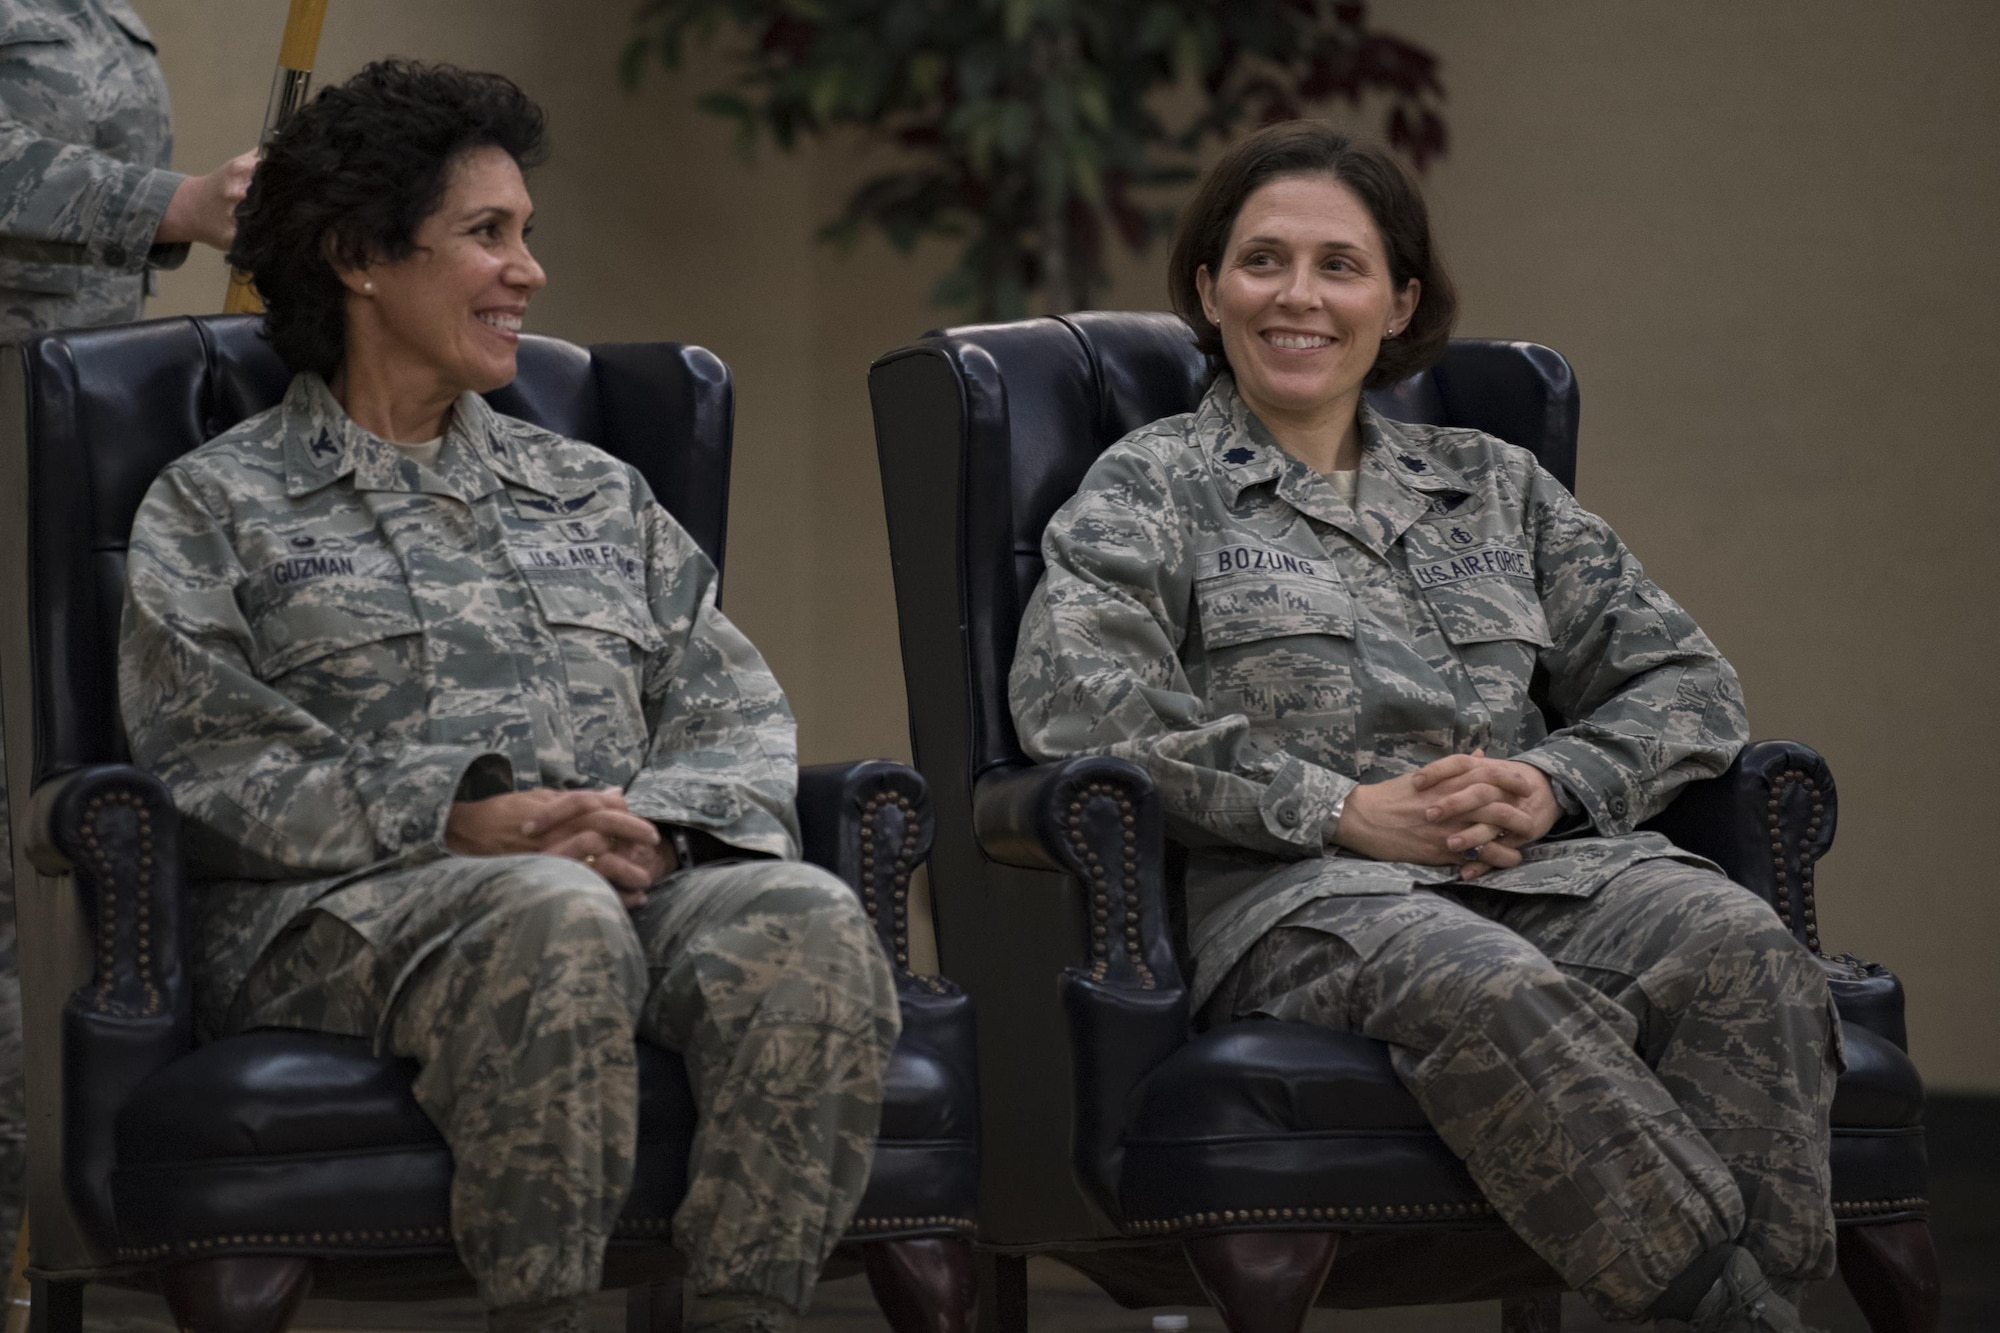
{"left": 1398, "top": 452, "right": 1429, "bottom": 473}
{"left": 1449, "top": 526, "right": 1474, "bottom": 545}
{"left": 289, "top": 535, "right": 316, "bottom": 550}
{"left": 1429, "top": 490, "right": 1468, "bottom": 514}
{"left": 564, "top": 520, "right": 592, "bottom": 541}
{"left": 1222, "top": 446, "right": 1256, "bottom": 465}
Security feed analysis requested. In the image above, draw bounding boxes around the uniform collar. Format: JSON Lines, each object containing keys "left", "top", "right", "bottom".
{"left": 281, "top": 373, "right": 508, "bottom": 503}
{"left": 1202, "top": 376, "right": 1478, "bottom": 557}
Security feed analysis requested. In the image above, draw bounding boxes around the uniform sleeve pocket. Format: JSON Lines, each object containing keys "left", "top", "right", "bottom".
{"left": 0, "top": 256, "right": 83, "bottom": 295}
{"left": 1424, "top": 580, "right": 1555, "bottom": 649}
{"left": 1196, "top": 576, "right": 1355, "bottom": 650}
{"left": 0, "top": 17, "right": 67, "bottom": 45}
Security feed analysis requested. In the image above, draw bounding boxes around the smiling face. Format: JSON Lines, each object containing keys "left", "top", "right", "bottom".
{"left": 349, "top": 145, "right": 545, "bottom": 399}
{"left": 1196, "top": 172, "right": 1419, "bottom": 441}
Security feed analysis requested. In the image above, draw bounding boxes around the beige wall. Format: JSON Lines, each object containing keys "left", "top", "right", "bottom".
{"left": 137, "top": 1, "right": 2000, "bottom": 1090}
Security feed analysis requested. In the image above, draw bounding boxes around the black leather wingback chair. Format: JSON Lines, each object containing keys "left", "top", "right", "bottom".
{"left": 867, "top": 311, "right": 1937, "bottom": 1333}
{"left": 0, "top": 315, "right": 978, "bottom": 1333}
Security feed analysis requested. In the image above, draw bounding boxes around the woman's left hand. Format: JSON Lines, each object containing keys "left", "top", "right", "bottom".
{"left": 1409, "top": 751, "right": 1561, "bottom": 881}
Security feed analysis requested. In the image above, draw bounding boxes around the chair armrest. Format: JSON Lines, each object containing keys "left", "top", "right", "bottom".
{"left": 24, "top": 763, "right": 194, "bottom": 1252}
{"left": 974, "top": 757, "right": 1189, "bottom": 1227}
{"left": 1641, "top": 739, "right": 1836, "bottom": 952}
{"left": 26, "top": 764, "right": 191, "bottom": 1028}
{"left": 798, "top": 760, "right": 936, "bottom": 978}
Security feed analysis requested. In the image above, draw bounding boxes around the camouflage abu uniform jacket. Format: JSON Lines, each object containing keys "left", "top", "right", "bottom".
{"left": 1010, "top": 374, "right": 1748, "bottom": 1011}
{"left": 0, "top": 0, "right": 186, "bottom": 330}
{"left": 121, "top": 374, "right": 799, "bottom": 1028}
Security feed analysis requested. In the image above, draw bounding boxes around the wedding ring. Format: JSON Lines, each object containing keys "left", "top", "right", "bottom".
{"left": 584, "top": 853, "right": 597, "bottom": 867}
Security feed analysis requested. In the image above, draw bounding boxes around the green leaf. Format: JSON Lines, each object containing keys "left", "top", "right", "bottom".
{"left": 998, "top": 100, "right": 1033, "bottom": 155}
{"left": 1068, "top": 141, "right": 1103, "bottom": 203}
{"left": 931, "top": 264, "right": 979, "bottom": 310}
{"left": 1003, "top": 0, "right": 1034, "bottom": 43}
{"left": 807, "top": 67, "right": 845, "bottom": 122}
{"left": 1075, "top": 79, "right": 1110, "bottom": 130}
{"left": 907, "top": 51, "right": 947, "bottom": 98}
{"left": 619, "top": 37, "right": 651, "bottom": 91}
{"left": 1174, "top": 27, "right": 1205, "bottom": 84}
{"left": 697, "top": 90, "right": 750, "bottom": 118}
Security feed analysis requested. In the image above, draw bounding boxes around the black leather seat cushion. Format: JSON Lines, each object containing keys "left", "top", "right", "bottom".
{"left": 1116, "top": 1014, "right": 1927, "bottom": 1232}
{"left": 109, "top": 1003, "right": 978, "bottom": 1254}
{"left": 850, "top": 987, "right": 981, "bottom": 1233}
{"left": 1118, "top": 1021, "right": 1486, "bottom": 1230}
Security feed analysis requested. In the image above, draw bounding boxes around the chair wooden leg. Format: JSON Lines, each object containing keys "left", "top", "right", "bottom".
{"left": 863, "top": 1237, "right": 974, "bottom": 1333}
{"left": 1499, "top": 1291, "right": 1562, "bottom": 1332}
{"left": 1184, "top": 1231, "right": 1340, "bottom": 1333}
{"left": 1838, "top": 1219, "right": 1941, "bottom": 1333}
{"left": 158, "top": 1258, "right": 312, "bottom": 1333}
{"left": 626, "top": 1280, "right": 684, "bottom": 1333}
{"left": 26, "top": 1279, "right": 80, "bottom": 1333}
{"left": 974, "top": 1251, "right": 1026, "bottom": 1333}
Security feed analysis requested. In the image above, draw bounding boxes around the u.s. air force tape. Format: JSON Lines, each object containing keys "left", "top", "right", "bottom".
{"left": 1409, "top": 543, "right": 1533, "bottom": 590}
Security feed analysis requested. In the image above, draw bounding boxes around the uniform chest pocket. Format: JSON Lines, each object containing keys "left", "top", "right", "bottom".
{"left": 243, "top": 558, "right": 423, "bottom": 681}
{"left": 1422, "top": 577, "right": 1554, "bottom": 650}
{"left": 523, "top": 574, "right": 665, "bottom": 656}
{"left": 1196, "top": 576, "right": 1355, "bottom": 650}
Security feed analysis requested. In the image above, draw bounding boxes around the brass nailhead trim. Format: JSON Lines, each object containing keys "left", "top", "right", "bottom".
{"left": 84, "top": 789, "right": 163, "bottom": 1017}
{"left": 1068, "top": 782, "right": 1155, "bottom": 989}
{"left": 842, "top": 1214, "right": 977, "bottom": 1233}
{"left": 1122, "top": 1198, "right": 1499, "bottom": 1235}
{"left": 1765, "top": 769, "right": 1826, "bottom": 953}
{"left": 859, "top": 790, "right": 948, "bottom": 994}
{"left": 116, "top": 1225, "right": 452, "bottom": 1260}
{"left": 1832, "top": 1197, "right": 1927, "bottom": 1218}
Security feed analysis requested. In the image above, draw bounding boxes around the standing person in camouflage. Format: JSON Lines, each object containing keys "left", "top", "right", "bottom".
{"left": 0, "top": 0, "right": 255, "bottom": 329}
{"left": 117, "top": 61, "right": 898, "bottom": 1333}
{"left": 1010, "top": 122, "right": 1836, "bottom": 1333}
{"left": 0, "top": 0, "right": 255, "bottom": 1251}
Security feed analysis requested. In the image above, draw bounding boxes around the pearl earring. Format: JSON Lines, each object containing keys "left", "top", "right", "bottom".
{"left": 363, "top": 280, "right": 374, "bottom": 292}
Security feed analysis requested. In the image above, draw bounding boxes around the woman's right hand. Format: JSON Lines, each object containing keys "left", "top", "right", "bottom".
{"left": 1331, "top": 750, "right": 1542, "bottom": 879}
{"left": 446, "top": 789, "right": 664, "bottom": 903}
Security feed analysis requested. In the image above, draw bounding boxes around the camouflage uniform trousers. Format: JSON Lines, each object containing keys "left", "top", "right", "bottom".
{"left": 225, "top": 853, "right": 901, "bottom": 1312}
{"left": 1203, "top": 859, "right": 1838, "bottom": 1322}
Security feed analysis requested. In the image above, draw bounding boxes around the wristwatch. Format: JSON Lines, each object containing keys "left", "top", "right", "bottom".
{"left": 665, "top": 824, "right": 697, "bottom": 873}
{"left": 1322, "top": 789, "right": 1349, "bottom": 847}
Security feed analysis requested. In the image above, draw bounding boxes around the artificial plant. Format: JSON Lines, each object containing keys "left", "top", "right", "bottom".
{"left": 627, "top": 0, "right": 1446, "bottom": 319}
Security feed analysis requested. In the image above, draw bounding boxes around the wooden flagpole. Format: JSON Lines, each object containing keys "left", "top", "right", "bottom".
{"left": 222, "top": 0, "right": 332, "bottom": 313}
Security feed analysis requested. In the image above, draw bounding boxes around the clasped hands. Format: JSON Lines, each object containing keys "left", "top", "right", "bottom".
{"left": 1332, "top": 750, "right": 1561, "bottom": 882}
{"left": 445, "top": 788, "right": 675, "bottom": 907}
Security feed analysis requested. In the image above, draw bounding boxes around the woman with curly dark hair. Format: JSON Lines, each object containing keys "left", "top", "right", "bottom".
{"left": 1011, "top": 121, "right": 1835, "bottom": 1332}
{"left": 119, "top": 60, "right": 898, "bottom": 1333}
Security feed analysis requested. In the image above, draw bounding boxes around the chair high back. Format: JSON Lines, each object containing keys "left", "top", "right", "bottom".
{"left": 867, "top": 311, "right": 1580, "bottom": 1243}
{"left": 872, "top": 312, "right": 1578, "bottom": 795}
{"left": 3, "top": 314, "right": 733, "bottom": 785}
{"left": 0, "top": 314, "right": 733, "bottom": 1271}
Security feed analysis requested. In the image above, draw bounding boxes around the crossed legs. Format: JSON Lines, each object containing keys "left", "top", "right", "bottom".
{"left": 1203, "top": 861, "right": 1837, "bottom": 1321}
